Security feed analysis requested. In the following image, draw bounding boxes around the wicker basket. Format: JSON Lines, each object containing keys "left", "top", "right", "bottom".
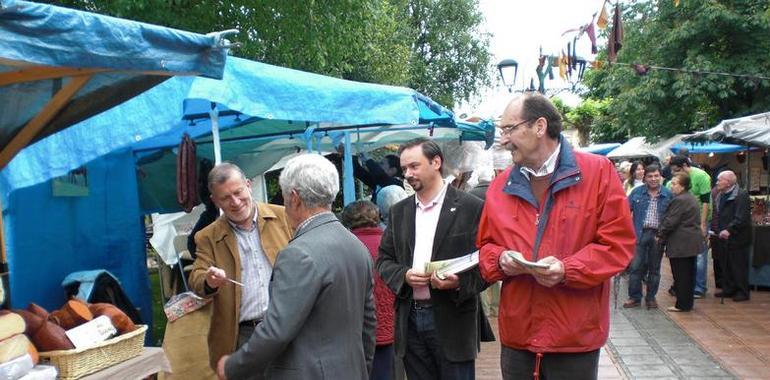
{"left": 38, "top": 325, "right": 147, "bottom": 380}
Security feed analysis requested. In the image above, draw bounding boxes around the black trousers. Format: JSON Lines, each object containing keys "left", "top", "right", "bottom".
{"left": 670, "top": 256, "right": 696, "bottom": 311}
{"left": 710, "top": 236, "right": 725, "bottom": 288}
{"left": 501, "top": 346, "right": 599, "bottom": 380}
{"left": 723, "top": 244, "right": 750, "bottom": 299}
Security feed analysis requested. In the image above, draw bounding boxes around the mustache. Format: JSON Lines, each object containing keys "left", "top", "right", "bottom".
{"left": 500, "top": 142, "right": 516, "bottom": 151}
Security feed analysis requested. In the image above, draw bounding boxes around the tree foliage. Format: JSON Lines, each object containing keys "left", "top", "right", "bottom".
{"left": 583, "top": 0, "right": 770, "bottom": 140}
{"left": 49, "top": 0, "right": 491, "bottom": 107}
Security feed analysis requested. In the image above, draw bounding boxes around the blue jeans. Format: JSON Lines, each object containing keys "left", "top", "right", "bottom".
{"left": 695, "top": 244, "right": 708, "bottom": 295}
{"left": 405, "top": 304, "right": 474, "bottom": 380}
{"left": 628, "top": 229, "right": 662, "bottom": 302}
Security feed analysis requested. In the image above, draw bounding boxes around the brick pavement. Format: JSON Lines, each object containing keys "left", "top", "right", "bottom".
{"left": 474, "top": 257, "right": 770, "bottom": 379}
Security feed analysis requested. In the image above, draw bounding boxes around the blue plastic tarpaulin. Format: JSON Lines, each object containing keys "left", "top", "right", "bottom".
{"left": 0, "top": 0, "right": 230, "bottom": 341}
{"left": 581, "top": 143, "right": 621, "bottom": 156}
{"left": 672, "top": 141, "right": 752, "bottom": 154}
{"left": 0, "top": 0, "right": 229, "bottom": 168}
{"left": 1, "top": 56, "right": 491, "bottom": 199}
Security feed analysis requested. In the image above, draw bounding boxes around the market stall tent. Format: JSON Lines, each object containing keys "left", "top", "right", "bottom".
{"left": 579, "top": 143, "right": 621, "bottom": 156}
{"left": 606, "top": 135, "right": 684, "bottom": 161}
{"left": 0, "top": 0, "right": 229, "bottom": 327}
{"left": 0, "top": 56, "right": 490, "bottom": 331}
{"left": 684, "top": 112, "right": 770, "bottom": 148}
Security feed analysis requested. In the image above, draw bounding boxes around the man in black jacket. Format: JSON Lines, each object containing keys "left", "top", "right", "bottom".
{"left": 713, "top": 170, "right": 752, "bottom": 302}
{"left": 376, "top": 137, "right": 486, "bottom": 380}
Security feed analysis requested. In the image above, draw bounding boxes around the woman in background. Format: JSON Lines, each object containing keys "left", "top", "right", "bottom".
{"left": 625, "top": 161, "right": 645, "bottom": 195}
{"left": 657, "top": 173, "right": 702, "bottom": 312}
{"left": 342, "top": 200, "right": 396, "bottom": 380}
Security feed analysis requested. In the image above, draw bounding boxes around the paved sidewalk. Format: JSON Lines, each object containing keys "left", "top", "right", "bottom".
{"left": 607, "top": 275, "right": 733, "bottom": 379}
{"left": 476, "top": 258, "right": 770, "bottom": 379}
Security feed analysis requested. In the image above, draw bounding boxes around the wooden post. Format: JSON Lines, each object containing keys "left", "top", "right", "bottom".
{"left": 0, "top": 74, "right": 92, "bottom": 169}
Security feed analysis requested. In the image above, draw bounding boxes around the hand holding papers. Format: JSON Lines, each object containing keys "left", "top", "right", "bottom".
{"left": 505, "top": 250, "right": 551, "bottom": 269}
{"left": 424, "top": 251, "right": 479, "bottom": 280}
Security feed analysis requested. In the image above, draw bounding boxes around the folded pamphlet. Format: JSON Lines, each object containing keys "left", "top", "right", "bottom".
{"left": 424, "top": 251, "right": 479, "bottom": 280}
{"left": 506, "top": 250, "right": 551, "bottom": 269}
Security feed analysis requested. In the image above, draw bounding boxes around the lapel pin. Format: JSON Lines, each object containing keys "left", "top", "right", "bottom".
{"left": 450, "top": 207, "right": 457, "bottom": 212}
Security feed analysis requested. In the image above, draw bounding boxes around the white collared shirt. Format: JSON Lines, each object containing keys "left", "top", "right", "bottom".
{"left": 411, "top": 180, "right": 449, "bottom": 300}
{"left": 228, "top": 205, "right": 272, "bottom": 322}
{"left": 520, "top": 143, "right": 562, "bottom": 179}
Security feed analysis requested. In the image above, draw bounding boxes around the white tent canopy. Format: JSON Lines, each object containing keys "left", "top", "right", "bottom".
{"left": 606, "top": 135, "right": 685, "bottom": 161}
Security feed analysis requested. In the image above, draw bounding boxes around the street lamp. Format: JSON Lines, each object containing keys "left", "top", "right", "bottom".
{"left": 497, "top": 59, "right": 518, "bottom": 93}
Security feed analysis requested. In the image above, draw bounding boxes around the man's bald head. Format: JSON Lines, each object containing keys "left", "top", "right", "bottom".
{"left": 716, "top": 170, "right": 737, "bottom": 192}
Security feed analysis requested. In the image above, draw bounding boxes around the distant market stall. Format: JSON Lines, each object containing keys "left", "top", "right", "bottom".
{"left": 685, "top": 111, "right": 770, "bottom": 288}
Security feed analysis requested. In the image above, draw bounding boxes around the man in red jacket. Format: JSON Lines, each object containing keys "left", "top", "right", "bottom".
{"left": 478, "top": 93, "right": 635, "bottom": 379}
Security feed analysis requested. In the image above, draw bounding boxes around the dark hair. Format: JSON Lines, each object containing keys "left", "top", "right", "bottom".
{"left": 383, "top": 154, "right": 403, "bottom": 177}
{"left": 341, "top": 200, "right": 380, "bottom": 229}
{"left": 669, "top": 155, "right": 691, "bottom": 168}
{"left": 643, "top": 163, "right": 661, "bottom": 176}
{"left": 397, "top": 137, "right": 444, "bottom": 172}
{"left": 520, "top": 92, "right": 563, "bottom": 139}
{"left": 629, "top": 161, "right": 645, "bottom": 177}
{"left": 672, "top": 172, "right": 691, "bottom": 190}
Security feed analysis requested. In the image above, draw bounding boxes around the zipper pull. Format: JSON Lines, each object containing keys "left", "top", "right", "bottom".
{"left": 535, "top": 213, "right": 540, "bottom": 226}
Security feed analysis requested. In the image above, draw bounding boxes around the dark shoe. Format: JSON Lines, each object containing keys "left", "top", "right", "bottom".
{"left": 715, "top": 291, "right": 734, "bottom": 298}
{"left": 667, "top": 287, "right": 676, "bottom": 297}
{"left": 646, "top": 299, "right": 658, "bottom": 309}
{"left": 732, "top": 295, "right": 749, "bottom": 302}
{"left": 693, "top": 292, "right": 705, "bottom": 299}
{"left": 623, "top": 299, "right": 641, "bottom": 308}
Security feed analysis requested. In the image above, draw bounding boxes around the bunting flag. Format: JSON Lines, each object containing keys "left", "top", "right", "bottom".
{"left": 586, "top": 21, "right": 597, "bottom": 54}
{"left": 607, "top": 2, "right": 624, "bottom": 63}
{"left": 632, "top": 64, "right": 650, "bottom": 75}
{"left": 597, "top": 2, "right": 609, "bottom": 29}
{"left": 674, "top": 0, "right": 681, "bottom": 6}
{"left": 559, "top": 51, "right": 568, "bottom": 79}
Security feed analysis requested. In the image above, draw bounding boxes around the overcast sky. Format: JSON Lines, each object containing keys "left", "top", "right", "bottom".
{"left": 456, "top": 0, "right": 608, "bottom": 118}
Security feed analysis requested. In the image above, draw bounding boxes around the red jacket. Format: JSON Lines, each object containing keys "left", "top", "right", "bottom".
{"left": 478, "top": 142, "right": 634, "bottom": 353}
{"left": 353, "top": 226, "right": 395, "bottom": 346}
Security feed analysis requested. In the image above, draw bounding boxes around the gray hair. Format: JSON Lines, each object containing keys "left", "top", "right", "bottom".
{"left": 279, "top": 154, "right": 339, "bottom": 208}
{"left": 377, "top": 185, "right": 408, "bottom": 224}
{"left": 208, "top": 162, "right": 247, "bottom": 192}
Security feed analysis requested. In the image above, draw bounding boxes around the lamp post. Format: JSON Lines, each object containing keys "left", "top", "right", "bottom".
{"left": 497, "top": 59, "right": 518, "bottom": 93}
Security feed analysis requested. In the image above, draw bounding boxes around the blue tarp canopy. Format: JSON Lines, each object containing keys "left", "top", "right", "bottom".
{"left": 671, "top": 141, "right": 752, "bottom": 154}
{"left": 1, "top": 56, "right": 492, "bottom": 211}
{"left": 580, "top": 143, "right": 621, "bottom": 156}
{"left": 0, "top": 0, "right": 229, "bottom": 168}
{"left": 0, "top": 0, "right": 230, "bottom": 340}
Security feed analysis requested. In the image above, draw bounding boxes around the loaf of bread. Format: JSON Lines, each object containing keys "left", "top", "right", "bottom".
{"left": 87, "top": 303, "right": 136, "bottom": 334}
{"left": 0, "top": 334, "right": 30, "bottom": 363}
{"left": 0, "top": 313, "right": 25, "bottom": 342}
{"left": 11, "top": 310, "right": 42, "bottom": 337}
{"left": 48, "top": 300, "right": 93, "bottom": 330}
{"left": 30, "top": 321, "right": 74, "bottom": 352}
{"left": 25, "top": 304, "right": 49, "bottom": 320}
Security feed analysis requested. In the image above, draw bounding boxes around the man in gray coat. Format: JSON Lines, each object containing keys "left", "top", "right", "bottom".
{"left": 217, "top": 154, "right": 376, "bottom": 380}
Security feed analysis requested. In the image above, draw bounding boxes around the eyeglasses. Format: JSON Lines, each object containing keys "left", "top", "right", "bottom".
{"left": 498, "top": 118, "right": 535, "bottom": 135}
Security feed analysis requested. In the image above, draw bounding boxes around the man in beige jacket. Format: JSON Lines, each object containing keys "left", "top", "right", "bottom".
{"left": 189, "top": 162, "right": 292, "bottom": 370}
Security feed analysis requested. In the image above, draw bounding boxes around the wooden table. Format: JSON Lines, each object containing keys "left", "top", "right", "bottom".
{"left": 80, "top": 347, "right": 170, "bottom": 380}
